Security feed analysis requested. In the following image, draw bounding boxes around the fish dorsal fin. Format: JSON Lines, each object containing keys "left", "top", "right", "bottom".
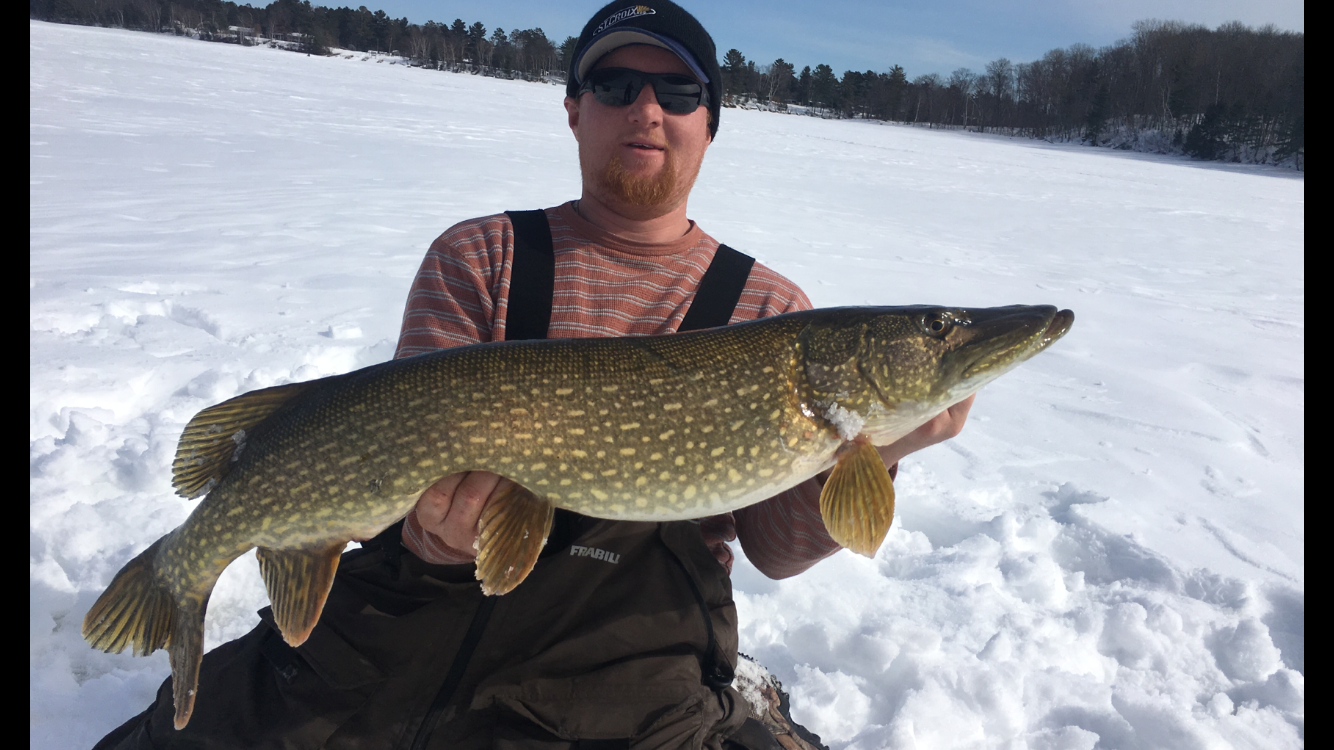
{"left": 476, "top": 483, "right": 555, "bottom": 596}
{"left": 256, "top": 543, "right": 344, "bottom": 647}
{"left": 819, "top": 439, "right": 896, "bottom": 557}
{"left": 171, "top": 381, "right": 315, "bottom": 498}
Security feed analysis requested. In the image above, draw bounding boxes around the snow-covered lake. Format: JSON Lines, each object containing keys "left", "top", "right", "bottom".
{"left": 30, "top": 20, "right": 1303, "bottom": 749}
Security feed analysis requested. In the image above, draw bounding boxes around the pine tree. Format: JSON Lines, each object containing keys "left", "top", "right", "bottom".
{"left": 811, "top": 64, "right": 836, "bottom": 110}
{"left": 884, "top": 64, "right": 907, "bottom": 120}
{"left": 560, "top": 36, "right": 579, "bottom": 74}
{"left": 722, "top": 49, "right": 746, "bottom": 102}
{"left": 796, "top": 66, "right": 812, "bottom": 106}
{"left": 1184, "top": 103, "right": 1228, "bottom": 159}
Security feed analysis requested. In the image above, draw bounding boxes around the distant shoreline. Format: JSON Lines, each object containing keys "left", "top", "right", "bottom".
{"left": 29, "top": 13, "right": 1303, "bottom": 172}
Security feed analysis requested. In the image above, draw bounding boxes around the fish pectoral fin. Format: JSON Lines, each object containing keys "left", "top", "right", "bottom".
{"left": 256, "top": 543, "right": 344, "bottom": 648}
{"left": 475, "top": 483, "right": 554, "bottom": 596}
{"left": 819, "top": 439, "right": 895, "bottom": 558}
{"left": 172, "top": 380, "right": 317, "bottom": 498}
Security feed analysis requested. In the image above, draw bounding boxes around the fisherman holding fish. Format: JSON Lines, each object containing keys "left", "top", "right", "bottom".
{"left": 93, "top": 2, "right": 995, "bottom": 747}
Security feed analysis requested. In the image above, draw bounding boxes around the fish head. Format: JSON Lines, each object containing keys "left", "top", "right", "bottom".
{"left": 797, "top": 305, "right": 1074, "bottom": 444}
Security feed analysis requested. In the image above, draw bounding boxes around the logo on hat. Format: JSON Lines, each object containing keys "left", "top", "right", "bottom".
{"left": 594, "top": 5, "right": 657, "bottom": 35}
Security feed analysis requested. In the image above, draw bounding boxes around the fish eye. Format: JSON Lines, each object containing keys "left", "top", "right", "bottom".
{"left": 920, "top": 312, "right": 953, "bottom": 337}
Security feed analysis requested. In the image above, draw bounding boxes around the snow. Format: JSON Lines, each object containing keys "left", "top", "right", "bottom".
{"left": 821, "top": 402, "right": 866, "bottom": 442}
{"left": 30, "top": 21, "right": 1303, "bottom": 749}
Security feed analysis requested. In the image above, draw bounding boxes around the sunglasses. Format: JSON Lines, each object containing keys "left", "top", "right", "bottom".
{"left": 578, "top": 68, "right": 710, "bottom": 115}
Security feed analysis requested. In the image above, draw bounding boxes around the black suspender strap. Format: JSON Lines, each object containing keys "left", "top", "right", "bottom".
{"left": 502, "top": 209, "right": 556, "bottom": 342}
{"left": 677, "top": 243, "right": 755, "bottom": 333}
{"left": 504, "top": 209, "right": 757, "bottom": 337}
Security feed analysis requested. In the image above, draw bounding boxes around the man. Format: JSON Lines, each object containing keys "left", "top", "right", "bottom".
{"left": 397, "top": 4, "right": 971, "bottom": 582}
{"left": 96, "top": 2, "right": 971, "bottom": 748}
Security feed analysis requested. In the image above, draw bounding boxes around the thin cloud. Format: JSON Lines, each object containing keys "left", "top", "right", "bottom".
{"left": 1071, "top": 0, "right": 1303, "bottom": 35}
{"left": 906, "top": 37, "right": 991, "bottom": 72}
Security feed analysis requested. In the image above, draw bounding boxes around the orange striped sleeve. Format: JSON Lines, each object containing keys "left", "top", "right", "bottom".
{"left": 394, "top": 213, "right": 512, "bottom": 357}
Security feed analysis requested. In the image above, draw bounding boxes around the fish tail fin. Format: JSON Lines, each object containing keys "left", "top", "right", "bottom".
{"left": 81, "top": 539, "right": 176, "bottom": 657}
{"left": 168, "top": 603, "right": 207, "bottom": 729}
{"left": 819, "top": 439, "right": 896, "bottom": 557}
{"left": 82, "top": 538, "right": 214, "bottom": 730}
{"left": 256, "top": 543, "right": 344, "bottom": 647}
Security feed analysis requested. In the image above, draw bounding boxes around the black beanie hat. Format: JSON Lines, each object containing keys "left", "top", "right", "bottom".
{"left": 566, "top": 1, "right": 722, "bottom": 138}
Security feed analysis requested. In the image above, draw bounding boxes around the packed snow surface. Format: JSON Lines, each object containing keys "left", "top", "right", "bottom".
{"left": 31, "top": 21, "right": 1303, "bottom": 749}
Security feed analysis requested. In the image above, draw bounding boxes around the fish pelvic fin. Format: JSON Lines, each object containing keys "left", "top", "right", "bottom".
{"left": 81, "top": 538, "right": 176, "bottom": 657}
{"left": 168, "top": 603, "right": 206, "bottom": 729}
{"left": 256, "top": 543, "right": 344, "bottom": 647}
{"left": 819, "top": 439, "right": 896, "bottom": 557}
{"left": 476, "top": 483, "right": 554, "bottom": 596}
{"left": 172, "top": 380, "right": 316, "bottom": 498}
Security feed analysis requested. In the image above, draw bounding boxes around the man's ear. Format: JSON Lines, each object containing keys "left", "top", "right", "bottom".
{"left": 564, "top": 96, "right": 580, "bottom": 138}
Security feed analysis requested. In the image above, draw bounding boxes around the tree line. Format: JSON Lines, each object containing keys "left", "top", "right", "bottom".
{"left": 30, "top": 0, "right": 575, "bottom": 80}
{"left": 720, "top": 21, "right": 1302, "bottom": 167}
{"left": 31, "top": 0, "right": 1301, "bottom": 166}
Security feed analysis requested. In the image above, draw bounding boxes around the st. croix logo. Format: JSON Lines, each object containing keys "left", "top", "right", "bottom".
{"left": 594, "top": 5, "right": 656, "bottom": 34}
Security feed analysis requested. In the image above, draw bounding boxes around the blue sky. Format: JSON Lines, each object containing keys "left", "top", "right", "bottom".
{"left": 359, "top": 0, "right": 1303, "bottom": 78}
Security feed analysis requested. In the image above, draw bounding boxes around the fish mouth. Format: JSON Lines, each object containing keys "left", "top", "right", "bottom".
{"left": 956, "top": 306, "right": 1074, "bottom": 381}
{"left": 1041, "top": 309, "right": 1075, "bottom": 347}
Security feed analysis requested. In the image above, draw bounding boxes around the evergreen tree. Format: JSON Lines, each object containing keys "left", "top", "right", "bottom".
{"left": 796, "top": 66, "right": 812, "bottom": 106}
{"left": 560, "top": 35, "right": 578, "bottom": 72}
{"left": 1184, "top": 103, "right": 1228, "bottom": 159}
{"left": 811, "top": 64, "right": 836, "bottom": 109}
{"left": 884, "top": 64, "right": 907, "bottom": 120}
{"left": 722, "top": 48, "right": 746, "bottom": 101}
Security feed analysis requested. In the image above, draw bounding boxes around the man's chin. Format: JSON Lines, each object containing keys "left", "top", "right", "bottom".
{"left": 596, "top": 155, "right": 680, "bottom": 209}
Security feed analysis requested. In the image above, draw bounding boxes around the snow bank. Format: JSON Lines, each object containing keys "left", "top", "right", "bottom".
{"left": 31, "top": 21, "right": 1302, "bottom": 749}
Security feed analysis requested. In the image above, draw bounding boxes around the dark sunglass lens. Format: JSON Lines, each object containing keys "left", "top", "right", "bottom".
{"left": 588, "top": 70, "right": 638, "bottom": 106}
{"left": 656, "top": 94, "right": 698, "bottom": 114}
{"left": 650, "top": 75, "right": 703, "bottom": 113}
{"left": 584, "top": 69, "right": 704, "bottom": 113}
{"left": 591, "top": 84, "right": 625, "bottom": 107}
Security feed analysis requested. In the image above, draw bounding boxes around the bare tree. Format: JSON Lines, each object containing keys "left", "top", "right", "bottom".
{"left": 984, "top": 58, "right": 1014, "bottom": 130}
{"left": 947, "top": 68, "right": 976, "bottom": 127}
{"left": 765, "top": 58, "right": 794, "bottom": 104}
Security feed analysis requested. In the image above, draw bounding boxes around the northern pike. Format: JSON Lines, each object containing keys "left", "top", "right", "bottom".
{"left": 82, "top": 304, "right": 1073, "bottom": 728}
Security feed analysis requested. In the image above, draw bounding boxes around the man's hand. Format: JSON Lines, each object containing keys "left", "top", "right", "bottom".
{"left": 875, "top": 394, "right": 975, "bottom": 468}
{"left": 413, "top": 471, "right": 514, "bottom": 557}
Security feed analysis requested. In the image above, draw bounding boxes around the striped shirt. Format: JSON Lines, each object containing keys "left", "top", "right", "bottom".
{"left": 397, "top": 202, "right": 861, "bottom": 579}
